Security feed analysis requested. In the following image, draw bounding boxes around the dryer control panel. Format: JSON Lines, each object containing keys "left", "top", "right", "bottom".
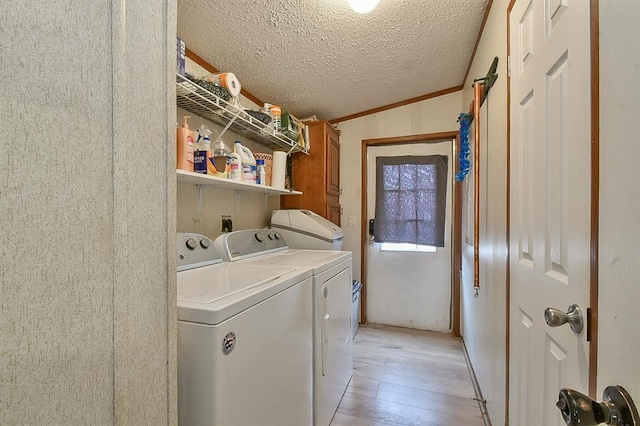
{"left": 177, "top": 233, "right": 222, "bottom": 271}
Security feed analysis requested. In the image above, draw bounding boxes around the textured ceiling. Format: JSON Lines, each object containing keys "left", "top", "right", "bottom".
{"left": 177, "top": 0, "right": 489, "bottom": 121}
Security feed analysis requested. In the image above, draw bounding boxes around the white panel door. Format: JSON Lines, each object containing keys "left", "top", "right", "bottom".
{"left": 509, "top": 1, "right": 591, "bottom": 425}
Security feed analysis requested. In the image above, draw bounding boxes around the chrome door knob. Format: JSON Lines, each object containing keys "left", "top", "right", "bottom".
{"left": 544, "top": 304, "right": 584, "bottom": 334}
{"left": 557, "top": 386, "right": 640, "bottom": 426}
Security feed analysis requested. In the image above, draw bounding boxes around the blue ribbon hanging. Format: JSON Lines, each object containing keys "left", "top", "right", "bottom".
{"left": 456, "top": 113, "right": 472, "bottom": 182}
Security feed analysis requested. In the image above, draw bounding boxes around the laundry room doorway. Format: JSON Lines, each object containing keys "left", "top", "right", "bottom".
{"left": 361, "top": 132, "right": 459, "bottom": 333}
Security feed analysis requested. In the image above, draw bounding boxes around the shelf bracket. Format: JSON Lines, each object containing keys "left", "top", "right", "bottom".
{"left": 264, "top": 194, "right": 270, "bottom": 213}
{"left": 196, "top": 184, "right": 203, "bottom": 212}
{"left": 235, "top": 190, "right": 241, "bottom": 214}
{"left": 214, "top": 109, "right": 241, "bottom": 141}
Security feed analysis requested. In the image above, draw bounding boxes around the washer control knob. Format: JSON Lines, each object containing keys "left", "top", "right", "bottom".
{"left": 186, "top": 238, "right": 197, "bottom": 250}
{"left": 274, "top": 232, "right": 281, "bottom": 240}
{"left": 200, "top": 238, "right": 210, "bottom": 249}
{"left": 254, "top": 232, "right": 265, "bottom": 243}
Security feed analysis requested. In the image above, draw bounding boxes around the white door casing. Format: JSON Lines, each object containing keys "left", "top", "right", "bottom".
{"left": 509, "top": 1, "right": 591, "bottom": 425}
{"left": 365, "top": 141, "right": 453, "bottom": 331}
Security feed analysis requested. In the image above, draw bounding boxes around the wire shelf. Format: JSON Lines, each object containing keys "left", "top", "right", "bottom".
{"left": 176, "top": 74, "right": 308, "bottom": 154}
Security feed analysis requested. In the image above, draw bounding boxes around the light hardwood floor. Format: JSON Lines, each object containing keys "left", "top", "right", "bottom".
{"left": 330, "top": 324, "right": 485, "bottom": 426}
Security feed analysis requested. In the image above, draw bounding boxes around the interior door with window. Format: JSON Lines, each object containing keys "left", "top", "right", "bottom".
{"left": 509, "top": 0, "right": 591, "bottom": 424}
{"left": 365, "top": 141, "right": 453, "bottom": 331}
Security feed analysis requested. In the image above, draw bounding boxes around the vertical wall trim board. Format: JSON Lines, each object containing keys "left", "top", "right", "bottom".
{"left": 453, "top": 135, "right": 462, "bottom": 338}
{"left": 110, "top": 0, "right": 118, "bottom": 420}
{"left": 473, "top": 83, "right": 483, "bottom": 290}
{"left": 506, "top": 1, "right": 517, "bottom": 423}
{"left": 111, "top": 0, "right": 126, "bottom": 421}
{"left": 167, "top": 1, "right": 178, "bottom": 423}
{"left": 588, "top": 0, "right": 600, "bottom": 399}
{"left": 111, "top": 0, "right": 174, "bottom": 422}
{"left": 360, "top": 139, "right": 368, "bottom": 324}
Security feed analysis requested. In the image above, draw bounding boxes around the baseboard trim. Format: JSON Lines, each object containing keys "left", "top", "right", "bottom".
{"left": 460, "top": 337, "right": 492, "bottom": 426}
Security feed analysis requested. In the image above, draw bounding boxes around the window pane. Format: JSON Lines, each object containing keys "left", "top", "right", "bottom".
{"left": 374, "top": 155, "right": 448, "bottom": 247}
{"left": 380, "top": 243, "right": 437, "bottom": 253}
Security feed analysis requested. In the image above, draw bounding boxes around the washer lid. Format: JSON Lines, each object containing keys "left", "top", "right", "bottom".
{"left": 239, "top": 249, "right": 351, "bottom": 274}
{"left": 177, "top": 263, "right": 310, "bottom": 325}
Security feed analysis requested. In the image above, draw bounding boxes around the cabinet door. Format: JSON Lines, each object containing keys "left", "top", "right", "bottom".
{"left": 327, "top": 197, "right": 341, "bottom": 227}
{"left": 326, "top": 129, "right": 340, "bottom": 196}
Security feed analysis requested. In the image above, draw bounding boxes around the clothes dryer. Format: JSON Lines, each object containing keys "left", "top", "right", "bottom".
{"left": 215, "top": 229, "right": 353, "bottom": 426}
{"left": 271, "top": 209, "right": 344, "bottom": 250}
{"left": 176, "top": 233, "right": 313, "bottom": 425}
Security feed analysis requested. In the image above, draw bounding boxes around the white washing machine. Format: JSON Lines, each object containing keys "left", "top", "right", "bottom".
{"left": 215, "top": 230, "right": 353, "bottom": 426}
{"left": 176, "top": 233, "right": 313, "bottom": 426}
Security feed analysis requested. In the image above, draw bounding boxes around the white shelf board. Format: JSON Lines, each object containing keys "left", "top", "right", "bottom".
{"left": 177, "top": 170, "right": 302, "bottom": 195}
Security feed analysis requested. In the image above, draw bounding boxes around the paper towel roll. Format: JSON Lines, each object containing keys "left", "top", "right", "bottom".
{"left": 271, "top": 151, "right": 287, "bottom": 189}
{"left": 202, "top": 72, "right": 241, "bottom": 97}
{"left": 220, "top": 73, "right": 241, "bottom": 97}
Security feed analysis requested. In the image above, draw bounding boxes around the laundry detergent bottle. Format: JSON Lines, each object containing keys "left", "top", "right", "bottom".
{"left": 234, "top": 140, "right": 256, "bottom": 183}
{"left": 176, "top": 116, "right": 195, "bottom": 172}
{"left": 227, "top": 152, "right": 242, "bottom": 181}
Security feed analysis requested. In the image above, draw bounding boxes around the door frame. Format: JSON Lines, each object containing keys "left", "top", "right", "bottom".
{"left": 359, "top": 131, "right": 461, "bottom": 336}
{"left": 505, "top": 1, "right": 600, "bottom": 418}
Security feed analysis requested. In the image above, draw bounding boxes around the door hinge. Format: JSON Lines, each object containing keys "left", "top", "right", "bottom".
{"left": 507, "top": 55, "right": 511, "bottom": 78}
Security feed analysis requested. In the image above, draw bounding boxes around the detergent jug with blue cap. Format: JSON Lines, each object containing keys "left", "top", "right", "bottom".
{"left": 234, "top": 140, "right": 256, "bottom": 183}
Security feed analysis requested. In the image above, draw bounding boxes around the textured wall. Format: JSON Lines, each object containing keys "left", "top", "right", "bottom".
{"left": 0, "top": 0, "right": 176, "bottom": 424}
{"left": 177, "top": 182, "right": 280, "bottom": 239}
{"left": 459, "top": 1, "right": 509, "bottom": 425}
{"left": 175, "top": 104, "right": 281, "bottom": 238}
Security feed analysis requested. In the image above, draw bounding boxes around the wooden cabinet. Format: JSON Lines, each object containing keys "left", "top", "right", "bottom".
{"left": 281, "top": 121, "right": 341, "bottom": 226}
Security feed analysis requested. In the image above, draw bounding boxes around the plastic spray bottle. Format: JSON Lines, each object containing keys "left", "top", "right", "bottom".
{"left": 194, "top": 126, "right": 215, "bottom": 175}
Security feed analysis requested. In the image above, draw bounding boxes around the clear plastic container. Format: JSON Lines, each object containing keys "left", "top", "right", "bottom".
{"left": 256, "top": 159, "right": 266, "bottom": 185}
{"left": 271, "top": 105, "right": 281, "bottom": 131}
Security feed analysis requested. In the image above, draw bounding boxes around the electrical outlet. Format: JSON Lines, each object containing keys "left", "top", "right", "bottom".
{"left": 221, "top": 215, "right": 232, "bottom": 232}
